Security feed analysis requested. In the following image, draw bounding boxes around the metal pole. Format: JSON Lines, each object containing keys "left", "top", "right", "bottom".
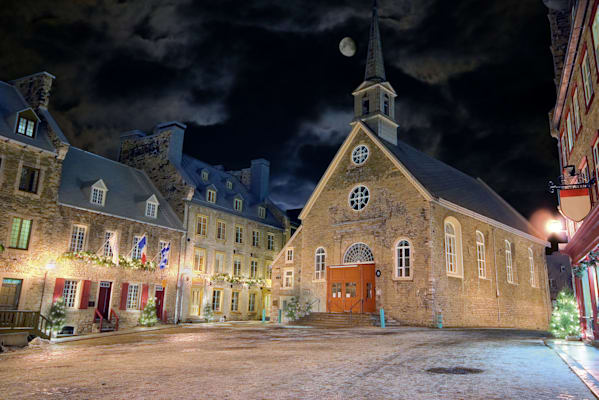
{"left": 262, "top": 308, "right": 266, "bottom": 322}
{"left": 380, "top": 308, "right": 385, "bottom": 328}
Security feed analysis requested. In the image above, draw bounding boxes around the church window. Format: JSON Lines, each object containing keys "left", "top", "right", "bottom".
{"left": 476, "top": 231, "right": 486, "bottom": 279}
{"left": 444, "top": 217, "right": 463, "bottom": 277}
{"left": 315, "top": 247, "right": 326, "bottom": 280}
{"left": 505, "top": 240, "right": 514, "bottom": 283}
{"left": 529, "top": 247, "right": 536, "bottom": 287}
{"left": 343, "top": 243, "right": 374, "bottom": 264}
{"left": 395, "top": 240, "right": 411, "bottom": 279}
{"left": 348, "top": 185, "right": 370, "bottom": 211}
{"left": 362, "top": 95, "right": 369, "bottom": 115}
{"left": 383, "top": 94, "right": 390, "bottom": 115}
{"left": 351, "top": 145, "right": 369, "bottom": 165}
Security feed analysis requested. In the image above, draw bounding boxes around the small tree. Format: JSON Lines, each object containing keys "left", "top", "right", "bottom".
{"left": 283, "top": 297, "right": 312, "bottom": 321}
{"left": 49, "top": 297, "right": 66, "bottom": 334}
{"left": 203, "top": 303, "right": 214, "bottom": 322}
{"left": 550, "top": 289, "right": 581, "bottom": 339}
{"left": 139, "top": 297, "right": 158, "bottom": 327}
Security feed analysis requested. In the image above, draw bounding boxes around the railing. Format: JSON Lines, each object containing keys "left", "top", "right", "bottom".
{"left": 110, "top": 309, "right": 119, "bottom": 331}
{"left": 348, "top": 298, "right": 364, "bottom": 325}
{"left": 308, "top": 298, "right": 320, "bottom": 313}
{"left": 94, "top": 309, "right": 104, "bottom": 332}
{"left": 0, "top": 310, "right": 51, "bottom": 339}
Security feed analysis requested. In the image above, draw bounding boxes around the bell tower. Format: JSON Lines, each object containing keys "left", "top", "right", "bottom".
{"left": 352, "top": 0, "right": 398, "bottom": 145}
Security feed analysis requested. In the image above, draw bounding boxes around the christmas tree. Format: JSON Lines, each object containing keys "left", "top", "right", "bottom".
{"left": 139, "top": 297, "right": 158, "bottom": 327}
{"left": 203, "top": 303, "right": 214, "bottom": 322}
{"left": 49, "top": 297, "right": 66, "bottom": 334}
{"left": 550, "top": 289, "right": 581, "bottom": 339}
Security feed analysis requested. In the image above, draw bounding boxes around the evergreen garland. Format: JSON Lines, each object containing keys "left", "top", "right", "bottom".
{"left": 49, "top": 297, "right": 66, "bottom": 333}
{"left": 210, "top": 273, "right": 267, "bottom": 287}
{"left": 575, "top": 251, "right": 599, "bottom": 278}
{"left": 59, "top": 252, "right": 157, "bottom": 271}
{"left": 550, "top": 289, "right": 581, "bottom": 339}
{"left": 139, "top": 297, "right": 158, "bottom": 327}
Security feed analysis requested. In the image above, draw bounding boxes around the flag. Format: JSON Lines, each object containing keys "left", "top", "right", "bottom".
{"left": 159, "top": 242, "right": 170, "bottom": 270}
{"left": 137, "top": 235, "right": 148, "bottom": 264}
{"left": 108, "top": 233, "right": 119, "bottom": 266}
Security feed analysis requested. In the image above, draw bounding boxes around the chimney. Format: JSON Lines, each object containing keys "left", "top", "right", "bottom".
{"left": 10, "top": 71, "right": 55, "bottom": 110}
{"left": 250, "top": 158, "right": 270, "bottom": 202}
{"left": 153, "top": 121, "right": 186, "bottom": 166}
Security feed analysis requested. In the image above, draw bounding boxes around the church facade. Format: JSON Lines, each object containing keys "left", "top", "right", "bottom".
{"left": 269, "top": 3, "right": 552, "bottom": 329}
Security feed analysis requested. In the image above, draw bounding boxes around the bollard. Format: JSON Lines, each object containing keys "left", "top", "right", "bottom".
{"left": 278, "top": 309, "right": 282, "bottom": 323}
{"left": 380, "top": 308, "right": 385, "bottom": 328}
{"left": 262, "top": 309, "right": 266, "bottom": 322}
{"left": 436, "top": 312, "right": 443, "bottom": 329}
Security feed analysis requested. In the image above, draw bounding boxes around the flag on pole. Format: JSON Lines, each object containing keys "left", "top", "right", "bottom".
{"left": 159, "top": 243, "right": 170, "bottom": 270}
{"left": 137, "top": 235, "right": 148, "bottom": 264}
{"left": 108, "top": 233, "right": 119, "bottom": 266}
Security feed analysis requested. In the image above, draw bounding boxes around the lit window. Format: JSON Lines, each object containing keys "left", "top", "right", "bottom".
{"left": 248, "top": 293, "right": 256, "bottom": 312}
{"left": 283, "top": 269, "right": 294, "bottom": 289}
{"left": 476, "top": 231, "right": 486, "bottom": 279}
{"left": 343, "top": 243, "right": 374, "bottom": 264}
{"left": 19, "top": 166, "right": 40, "bottom": 193}
{"left": 395, "top": 240, "right": 411, "bottom": 278}
{"left": 258, "top": 206, "right": 266, "bottom": 219}
{"left": 211, "top": 289, "right": 222, "bottom": 312}
{"left": 505, "top": 240, "right": 514, "bottom": 283}
{"left": 235, "top": 225, "right": 243, "bottom": 244}
{"left": 445, "top": 223, "right": 457, "bottom": 274}
{"left": 315, "top": 247, "right": 326, "bottom": 280}
{"left": 127, "top": 284, "right": 140, "bottom": 309}
{"left": 103, "top": 231, "right": 115, "bottom": 257}
{"left": 216, "top": 220, "right": 226, "bottom": 240}
{"left": 196, "top": 215, "right": 208, "bottom": 236}
{"left": 91, "top": 187, "right": 105, "bottom": 206}
{"left": 193, "top": 247, "right": 206, "bottom": 273}
{"left": 234, "top": 198, "right": 243, "bottom": 212}
{"left": 69, "top": 225, "right": 86, "bottom": 253}
{"left": 233, "top": 257, "right": 242, "bottom": 276}
{"left": 267, "top": 233, "right": 275, "bottom": 251}
{"left": 207, "top": 189, "right": 216, "bottom": 203}
{"left": 252, "top": 230, "right": 261, "bottom": 247}
{"left": 573, "top": 88, "right": 581, "bottom": 132}
{"left": 9, "top": 217, "right": 32, "bottom": 250}
{"left": 214, "top": 252, "right": 225, "bottom": 273}
{"left": 250, "top": 259, "right": 258, "bottom": 278}
{"left": 16, "top": 116, "right": 35, "bottom": 137}
{"left": 231, "top": 291, "right": 239, "bottom": 311}
{"left": 582, "top": 50, "right": 594, "bottom": 106}
{"left": 529, "top": 248, "right": 536, "bottom": 287}
{"left": 286, "top": 248, "right": 294, "bottom": 263}
{"left": 348, "top": 185, "right": 370, "bottom": 211}
{"left": 352, "top": 145, "right": 369, "bottom": 165}
{"left": 62, "top": 280, "right": 78, "bottom": 308}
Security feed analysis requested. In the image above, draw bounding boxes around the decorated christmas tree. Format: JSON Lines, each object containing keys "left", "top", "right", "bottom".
{"left": 139, "top": 297, "right": 158, "bottom": 327}
{"left": 203, "top": 303, "right": 214, "bottom": 322}
{"left": 49, "top": 297, "right": 66, "bottom": 334}
{"left": 550, "top": 289, "right": 581, "bottom": 339}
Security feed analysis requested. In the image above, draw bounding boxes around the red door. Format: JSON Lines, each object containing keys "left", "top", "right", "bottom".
{"left": 97, "top": 281, "right": 112, "bottom": 319}
{"left": 155, "top": 286, "right": 165, "bottom": 321}
{"left": 327, "top": 264, "right": 375, "bottom": 313}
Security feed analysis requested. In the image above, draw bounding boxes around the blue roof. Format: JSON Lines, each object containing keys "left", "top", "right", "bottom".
{"left": 59, "top": 147, "right": 184, "bottom": 231}
{"left": 180, "top": 154, "right": 284, "bottom": 229}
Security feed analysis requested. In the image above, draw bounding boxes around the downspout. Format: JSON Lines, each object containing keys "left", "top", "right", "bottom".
{"left": 174, "top": 202, "right": 189, "bottom": 324}
{"left": 492, "top": 227, "right": 500, "bottom": 324}
{"left": 430, "top": 202, "right": 437, "bottom": 327}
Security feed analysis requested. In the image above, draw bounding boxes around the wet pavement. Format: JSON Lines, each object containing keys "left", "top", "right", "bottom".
{"left": 0, "top": 324, "right": 595, "bottom": 399}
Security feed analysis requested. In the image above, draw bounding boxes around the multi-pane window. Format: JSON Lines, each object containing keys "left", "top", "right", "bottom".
{"left": 231, "top": 291, "right": 239, "bottom": 311}
{"left": 352, "top": 145, "right": 369, "bottom": 165}
{"left": 212, "top": 289, "right": 222, "bottom": 311}
{"left": 349, "top": 185, "right": 370, "bottom": 211}
{"left": 193, "top": 247, "right": 206, "bottom": 273}
{"left": 252, "top": 231, "right": 260, "bottom": 247}
{"left": 248, "top": 293, "right": 256, "bottom": 312}
{"left": 283, "top": 269, "right": 293, "bottom": 289}
{"left": 582, "top": 51, "right": 594, "bottom": 106}
{"left": 593, "top": 141, "right": 599, "bottom": 196}
{"left": 566, "top": 112, "right": 573, "bottom": 152}
{"left": 9, "top": 217, "right": 32, "bottom": 250}
{"left": 250, "top": 260, "right": 258, "bottom": 278}
{"left": 216, "top": 220, "right": 226, "bottom": 240}
{"left": 505, "top": 240, "right": 514, "bottom": 283}
{"left": 233, "top": 257, "right": 242, "bottom": 276}
{"left": 145, "top": 201, "right": 158, "bottom": 218}
{"left": 103, "top": 231, "right": 115, "bottom": 257}
{"left": 201, "top": 170, "right": 209, "bottom": 181}
{"left": 132, "top": 236, "right": 143, "bottom": 260}
{"left": 91, "top": 187, "right": 105, "bottom": 206}
{"left": 444, "top": 223, "right": 457, "bottom": 274}
{"left": 529, "top": 248, "right": 536, "bottom": 287}
{"left": 315, "top": 247, "right": 326, "bottom": 280}
{"left": 592, "top": 5, "right": 599, "bottom": 68}
{"left": 196, "top": 215, "right": 208, "bottom": 237}
{"left": 235, "top": 226, "right": 243, "bottom": 244}
{"left": 266, "top": 265, "right": 272, "bottom": 280}
{"left": 573, "top": 88, "right": 581, "bottom": 133}
{"left": 62, "top": 280, "right": 78, "bottom": 308}
{"left": 258, "top": 206, "right": 266, "bottom": 219}
{"left": 19, "top": 166, "right": 40, "bottom": 193}
{"left": 267, "top": 233, "right": 274, "bottom": 251}
{"left": 127, "top": 284, "right": 140, "bottom": 309}
{"left": 226, "top": 180, "right": 233, "bottom": 190}
{"left": 396, "top": 240, "right": 411, "bottom": 278}
{"left": 234, "top": 198, "right": 243, "bottom": 212}
{"left": 286, "top": 248, "right": 294, "bottom": 263}
{"left": 207, "top": 189, "right": 216, "bottom": 203}
{"left": 69, "top": 225, "right": 86, "bottom": 253}
{"left": 214, "top": 252, "right": 225, "bottom": 273}
{"left": 476, "top": 231, "right": 486, "bottom": 279}
{"left": 16, "top": 116, "right": 35, "bottom": 137}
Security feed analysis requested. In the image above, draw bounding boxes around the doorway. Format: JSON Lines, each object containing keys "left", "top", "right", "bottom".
{"left": 189, "top": 286, "right": 203, "bottom": 316}
{"left": 0, "top": 278, "right": 22, "bottom": 310}
{"left": 97, "top": 281, "right": 112, "bottom": 319}
{"left": 327, "top": 264, "right": 375, "bottom": 313}
{"left": 155, "top": 285, "right": 165, "bottom": 320}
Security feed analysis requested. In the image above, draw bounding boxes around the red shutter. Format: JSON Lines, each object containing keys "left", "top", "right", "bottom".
{"left": 140, "top": 284, "right": 149, "bottom": 310}
{"left": 120, "top": 283, "right": 129, "bottom": 310}
{"left": 79, "top": 280, "right": 91, "bottom": 309}
{"left": 52, "top": 278, "right": 65, "bottom": 303}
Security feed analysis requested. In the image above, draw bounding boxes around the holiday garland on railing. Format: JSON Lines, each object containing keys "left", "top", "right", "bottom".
{"left": 59, "top": 252, "right": 157, "bottom": 271}
{"left": 210, "top": 273, "right": 267, "bottom": 287}
{"left": 575, "top": 251, "right": 599, "bottom": 278}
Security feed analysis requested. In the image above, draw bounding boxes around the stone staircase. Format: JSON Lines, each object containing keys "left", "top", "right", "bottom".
{"left": 293, "top": 312, "right": 401, "bottom": 328}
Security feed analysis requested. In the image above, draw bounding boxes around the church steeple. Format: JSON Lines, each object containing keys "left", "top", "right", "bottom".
{"left": 352, "top": 0, "right": 398, "bottom": 145}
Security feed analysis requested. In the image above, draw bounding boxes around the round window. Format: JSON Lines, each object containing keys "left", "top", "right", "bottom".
{"left": 349, "top": 185, "right": 370, "bottom": 211}
{"left": 351, "top": 145, "right": 369, "bottom": 165}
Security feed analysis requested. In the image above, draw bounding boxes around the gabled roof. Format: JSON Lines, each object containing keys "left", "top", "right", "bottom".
{"left": 59, "top": 147, "right": 183, "bottom": 232}
{"left": 180, "top": 154, "right": 284, "bottom": 229}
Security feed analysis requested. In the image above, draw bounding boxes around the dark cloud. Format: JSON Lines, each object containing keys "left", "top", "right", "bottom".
{"left": 0, "top": 0, "right": 558, "bottom": 218}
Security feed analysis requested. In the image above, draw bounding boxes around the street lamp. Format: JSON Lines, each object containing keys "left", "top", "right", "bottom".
{"left": 39, "top": 261, "right": 56, "bottom": 313}
{"left": 546, "top": 219, "right": 566, "bottom": 234}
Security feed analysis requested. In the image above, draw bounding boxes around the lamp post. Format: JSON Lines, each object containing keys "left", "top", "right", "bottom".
{"left": 39, "top": 261, "right": 56, "bottom": 313}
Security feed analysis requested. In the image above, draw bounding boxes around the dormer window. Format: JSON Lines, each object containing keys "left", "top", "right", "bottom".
{"left": 207, "top": 189, "right": 217, "bottom": 203}
{"left": 17, "top": 116, "right": 36, "bottom": 138}
{"left": 258, "top": 206, "right": 266, "bottom": 219}
{"left": 234, "top": 197, "right": 243, "bottom": 212}
{"left": 383, "top": 94, "right": 390, "bottom": 116}
{"left": 362, "top": 95, "right": 369, "bottom": 115}
{"left": 226, "top": 180, "right": 233, "bottom": 190}
{"left": 90, "top": 179, "right": 108, "bottom": 206}
{"left": 145, "top": 195, "right": 159, "bottom": 218}
{"left": 201, "top": 169, "right": 209, "bottom": 181}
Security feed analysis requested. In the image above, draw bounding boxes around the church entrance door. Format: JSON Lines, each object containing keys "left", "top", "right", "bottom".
{"left": 326, "top": 264, "right": 375, "bottom": 313}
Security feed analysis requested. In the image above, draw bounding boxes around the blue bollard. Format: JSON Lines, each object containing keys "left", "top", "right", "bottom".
{"left": 380, "top": 308, "right": 385, "bottom": 328}
{"left": 278, "top": 309, "right": 282, "bottom": 323}
{"left": 262, "top": 308, "right": 266, "bottom": 322}
{"left": 437, "top": 312, "right": 443, "bottom": 329}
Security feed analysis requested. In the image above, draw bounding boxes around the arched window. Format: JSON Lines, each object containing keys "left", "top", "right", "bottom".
{"left": 444, "top": 217, "right": 463, "bottom": 277}
{"left": 362, "top": 94, "right": 369, "bottom": 115}
{"left": 315, "top": 247, "right": 326, "bottom": 280}
{"left": 343, "top": 243, "right": 374, "bottom": 264}
{"left": 395, "top": 240, "right": 411, "bottom": 278}
{"left": 505, "top": 240, "right": 514, "bottom": 283}
{"left": 383, "top": 94, "right": 390, "bottom": 116}
{"left": 476, "top": 231, "right": 486, "bottom": 278}
{"left": 528, "top": 247, "right": 536, "bottom": 287}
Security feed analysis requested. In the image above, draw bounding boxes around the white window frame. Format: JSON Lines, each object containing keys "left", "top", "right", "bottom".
{"left": 476, "top": 231, "right": 486, "bottom": 279}
{"left": 315, "top": 247, "right": 326, "bottom": 281}
{"left": 62, "top": 280, "right": 79, "bottom": 308}
{"left": 127, "top": 283, "right": 140, "bottom": 310}
{"left": 196, "top": 215, "right": 208, "bottom": 237}
{"left": 285, "top": 248, "right": 294, "bottom": 263}
{"left": 351, "top": 145, "right": 369, "bottom": 166}
{"left": 226, "top": 180, "right": 233, "bottom": 190}
{"left": 258, "top": 206, "right": 266, "bottom": 219}
{"left": 528, "top": 247, "right": 536, "bottom": 287}
{"left": 16, "top": 116, "right": 36, "bottom": 137}
{"left": 201, "top": 170, "right": 209, "bottom": 181}
{"left": 267, "top": 233, "right": 275, "bottom": 251}
{"left": 103, "top": 231, "right": 116, "bottom": 258}
{"left": 234, "top": 198, "right": 243, "bottom": 212}
{"left": 248, "top": 292, "right": 256, "bottom": 312}
{"left": 69, "top": 224, "right": 87, "bottom": 253}
{"left": 216, "top": 220, "right": 226, "bottom": 241}
{"left": 505, "top": 240, "right": 514, "bottom": 284}
{"left": 566, "top": 112, "right": 574, "bottom": 152}
{"left": 132, "top": 236, "right": 143, "bottom": 260}
{"left": 348, "top": 185, "right": 370, "bottom": 211}
{"left": 593, "top": 5, "right": 599, "bottom": 71}
{"left": 573, "top": 87, "right": 581, "bottom": 133}
{"left": 193, "top": 247, "right": 206, "bottom": 273}
{"left": 235, "top": 225, "right": 243, "bottom": 244}
{"left": 231, "top": 291, "right": 239, "bottom": 311}
{"left": 394, "top": 239, "right": 412, "bottom": 279}
{"left": 233, "top": 257, "right": 242, "bottom": 276}
{"left": 283, "top": 268, "right": 294, "bottom": 289}
{"left": 207, "top": 189, "right": 217, "bottom": 203}
{"left": 250, "top": 259, "right": 258, "bottom": 278}
{"left": 252, "top": 230, "right": 261, "bottom": 247}
{"left": 582, "top": 50, "right": 594, "bottom": 106}
{"left": 214, "top": 252, "right": 225, "bottom": 274}
{"left": 444, "top": 217, "right": 463, "bottom": 278}
{"left": 90, "top": 186, "right": 106, "bottom": 206}
{"left": 211, "top": 289, "right": 222, "bottom": 312}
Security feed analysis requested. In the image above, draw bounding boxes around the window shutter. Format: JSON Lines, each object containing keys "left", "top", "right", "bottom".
{"left": 140, "top": 284, "right": 149, "bottom": 310}
{"left": 79, "top": 280, "right": 91, "bottom": 309}
{"left": 120, "top": 283, "right": 129, "bottom": 310}
{"left": 52, "top": 278, "right": 65, "bottom": 303}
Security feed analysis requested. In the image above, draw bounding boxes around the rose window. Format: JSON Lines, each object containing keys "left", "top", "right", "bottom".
{"left": 349, "top": 185, "right": 370, "bottom": 211}
{"left": 352, "top": 145, "right": 369, "bottom": 165}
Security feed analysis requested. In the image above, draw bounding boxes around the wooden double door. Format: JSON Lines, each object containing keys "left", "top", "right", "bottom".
{"left": 327, "top": 264, "right": 375, "bottom": 313}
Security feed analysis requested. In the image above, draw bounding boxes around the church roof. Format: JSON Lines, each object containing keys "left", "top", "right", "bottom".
{"left": 364, "top": 0, "right": 386, "bottom": 82}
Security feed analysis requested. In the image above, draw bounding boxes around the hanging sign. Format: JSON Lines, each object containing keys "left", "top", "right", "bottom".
{"left": 559, "top": 188, "right": 591, "bottom": 222}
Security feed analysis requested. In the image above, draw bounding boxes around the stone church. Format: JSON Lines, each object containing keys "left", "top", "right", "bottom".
{"left": 270, "top": 2, "right": 552, "bottom": 329}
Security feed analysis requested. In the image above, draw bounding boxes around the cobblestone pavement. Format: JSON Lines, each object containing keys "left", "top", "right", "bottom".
{"left": 0, "top": 325, "right": 595, "bottom": 399}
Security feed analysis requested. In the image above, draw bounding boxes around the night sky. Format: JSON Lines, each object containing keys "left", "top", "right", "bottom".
{"left": 0, "top": 0, "right": 558, "bottom": 221}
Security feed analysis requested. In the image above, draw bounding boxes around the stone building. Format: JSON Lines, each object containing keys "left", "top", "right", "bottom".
{"left": 270, "top": 3, "right": 552, "bottom": 329}
{"left": 119, "top": 123, "right": 290, "bottom": 322}
{"left": 545, "top": 0, "right": 599, "bottom": 341}
{"left": 546, "top": 252, "right": 573, "bottom": 303}
{"left": 0, "top": 72, "right": 185, "bottom": 335}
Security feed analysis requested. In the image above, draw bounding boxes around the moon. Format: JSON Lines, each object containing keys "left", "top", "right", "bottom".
{"left": 339, "top": 37, "right": 356, "bottom": 57}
